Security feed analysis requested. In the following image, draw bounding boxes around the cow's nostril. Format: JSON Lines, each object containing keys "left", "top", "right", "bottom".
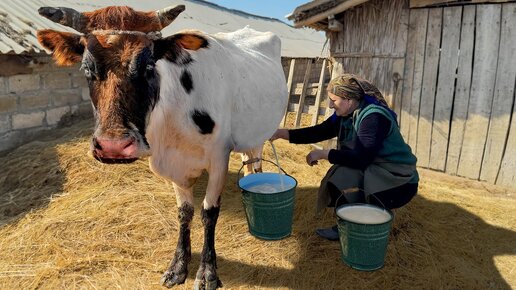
{"left": 123, "top": 138, "right": 136, "bottom": 149}
{"left": 93, "top": 138, "right": 102, "bottom": 150}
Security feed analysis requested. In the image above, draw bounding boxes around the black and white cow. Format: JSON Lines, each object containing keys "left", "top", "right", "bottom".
{"left": 37, "top": 5, "right": 287, "bottom": 289}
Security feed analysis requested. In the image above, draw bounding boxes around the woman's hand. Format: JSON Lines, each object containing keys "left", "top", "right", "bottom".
{"left": 306, "top": 149, "right": 330, "bottom": 166}
{"left": 269, "top": 129, "right": 289, "bottom": 141}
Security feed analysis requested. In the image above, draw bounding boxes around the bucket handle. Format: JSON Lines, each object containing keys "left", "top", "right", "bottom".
{"left": 332, "top": 189, "right": 390, "bottom": 216}
{"left": 237, "top": 158, "right": 288, "bottom": 182}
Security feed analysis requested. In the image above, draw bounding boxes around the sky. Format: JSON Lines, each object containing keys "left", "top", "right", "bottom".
{"left": 205, "top": 0, "right": 309, "bottom": 24}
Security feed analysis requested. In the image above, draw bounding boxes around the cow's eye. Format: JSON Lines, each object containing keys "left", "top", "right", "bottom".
{"left": 84, "top": 68, "right": 92, "bottom": 78}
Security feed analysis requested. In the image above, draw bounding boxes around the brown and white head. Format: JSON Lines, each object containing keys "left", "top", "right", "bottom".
{"left": 37, "top": 5, "right": 208, "bottom": 163}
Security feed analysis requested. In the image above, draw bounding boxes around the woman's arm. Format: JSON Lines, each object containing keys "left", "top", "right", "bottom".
{"left": 328, "top": 113, "right": 391, "bottom": 169}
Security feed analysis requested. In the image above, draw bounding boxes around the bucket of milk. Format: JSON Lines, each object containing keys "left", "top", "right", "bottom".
{"left": 335, "top": 203, "right": 393, "bottom": 271}
{"left": 238, "top": 167, "right": 297, "bottom": 240}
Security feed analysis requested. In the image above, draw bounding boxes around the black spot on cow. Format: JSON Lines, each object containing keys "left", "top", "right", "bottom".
{"left": 192, "top": 110, "right": 215, "bottom": 134}
{"left": 180, "top": 70, "right": 193, "bottom": 93}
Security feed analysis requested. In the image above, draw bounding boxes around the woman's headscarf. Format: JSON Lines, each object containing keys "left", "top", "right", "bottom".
{"left": 327, "top": 74, "right": 397, "bottom": 121}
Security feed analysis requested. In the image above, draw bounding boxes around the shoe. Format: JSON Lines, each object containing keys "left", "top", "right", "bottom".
{"left": 315, "top": 225, "right": 339, "bottom": 241}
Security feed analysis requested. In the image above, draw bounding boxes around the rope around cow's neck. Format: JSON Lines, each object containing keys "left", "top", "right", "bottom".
{"left": 91, "top": 30, "right": 162, "bottom": 40}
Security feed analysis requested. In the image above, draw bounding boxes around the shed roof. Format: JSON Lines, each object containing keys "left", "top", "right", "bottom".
{"left": 287, "top": 0, "right": 370, "bottom": 30}
{"left": 0, "top": 0, "right": 326, "bottom": 57}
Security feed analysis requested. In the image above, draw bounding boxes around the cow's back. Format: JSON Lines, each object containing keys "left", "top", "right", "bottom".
{"left": 212, "top": 28, "right": 287, "bottom": 151}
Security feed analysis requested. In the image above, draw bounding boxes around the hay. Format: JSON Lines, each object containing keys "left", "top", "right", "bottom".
{"left": 0, "top": 118, "right": 515, "bottom": 289}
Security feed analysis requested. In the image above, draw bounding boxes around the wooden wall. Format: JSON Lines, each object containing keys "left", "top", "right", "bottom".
{"left": 400, "top": 3, "right": 516, "bottom": 186}
{"left": 324, "top": 0, "right": 516, "bottom": 187}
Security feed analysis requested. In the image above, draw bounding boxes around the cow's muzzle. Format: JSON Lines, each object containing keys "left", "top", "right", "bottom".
{"left": 92, "top": 136, "right": 139, "bottom": 164}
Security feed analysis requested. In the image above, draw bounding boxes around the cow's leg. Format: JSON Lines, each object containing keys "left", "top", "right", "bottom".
{"left": 241, "top": 146, "right": 263, "bottom": 176}
{"left": 161, "top": 184, "right": 194, "bottom": 288}
{"left": 194, "top": 152, "right": 228, "bottom": 290}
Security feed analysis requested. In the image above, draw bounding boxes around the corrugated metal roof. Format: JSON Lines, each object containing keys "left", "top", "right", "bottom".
{"left": 0, "top": 0, "right": 326, "bottom": 57}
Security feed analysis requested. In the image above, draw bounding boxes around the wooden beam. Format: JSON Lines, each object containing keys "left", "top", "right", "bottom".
{"left": 294, "top": 0, "right": 369, "bottom": 28}
{"left": 410, "top": 0, "right": 513, "bottom": 8}
{"left": 331, "top": 53, "right": 405, "bottom": 59}
{"left": 281, "top": 59, "right": 296, "bottom": 128}
{"left": 311, "top": 59, "right": 328, "bottom": 126}
{"left": 294, "top": 59, "right": 313, "bottom": 128}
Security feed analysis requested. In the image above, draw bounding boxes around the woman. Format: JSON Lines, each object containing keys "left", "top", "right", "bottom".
{"left": 270, "top": 74, "right": 419, "bottom": 241}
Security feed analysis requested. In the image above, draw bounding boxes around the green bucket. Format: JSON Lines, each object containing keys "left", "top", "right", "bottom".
{"left": 239, "top": 172, "right": 297, "bottom": 240}
{"left": 336, "top": 203, "right": 393, "bottom": 271}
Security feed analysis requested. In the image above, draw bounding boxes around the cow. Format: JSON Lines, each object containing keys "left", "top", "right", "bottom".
{"left": 36, "top": 5, "right": 287, "bottom": 290}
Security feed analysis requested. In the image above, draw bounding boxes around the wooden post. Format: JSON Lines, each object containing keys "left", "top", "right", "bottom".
{"left": 281, "top": 59, "right": 296, "bottom": 128}
{"left": 311, "top": 59, "right": 328, "bottom": 126}
{"left": 294, "top": 59, "right": 313, "bottom": 128}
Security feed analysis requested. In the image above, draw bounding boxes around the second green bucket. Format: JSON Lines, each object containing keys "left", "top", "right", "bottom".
{"left": 336, "top": 203, "right": 394, "bottom": 271}
{"left": 239, "top": 172, "right": 297, "bottom": 240}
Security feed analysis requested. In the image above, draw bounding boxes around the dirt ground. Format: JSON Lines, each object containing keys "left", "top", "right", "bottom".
{"left": 0, "top": 118, "right": 515, "bottom": 290}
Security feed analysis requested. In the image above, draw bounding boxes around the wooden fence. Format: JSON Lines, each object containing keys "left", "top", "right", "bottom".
{"left": 400, "top": 3, "right": 516, "bottom": 186}
{"left": 280, "top": 57, "right": 332, "bottom": 128}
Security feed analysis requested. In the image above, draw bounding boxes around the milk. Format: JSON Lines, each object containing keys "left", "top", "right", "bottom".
{"left": 336, "top": 205, "right": 391, "bottom": 224}
{"left": 246, "top": 183, "right": 284, "bottom": 194}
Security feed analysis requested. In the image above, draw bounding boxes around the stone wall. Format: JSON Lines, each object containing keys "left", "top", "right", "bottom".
{"left": 0, "top": 55, "right": 92, "bottom": 154}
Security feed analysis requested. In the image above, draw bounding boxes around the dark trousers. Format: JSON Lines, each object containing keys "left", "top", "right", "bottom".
{"left": 328, "top": 182, "right": 418, "bottom": 210}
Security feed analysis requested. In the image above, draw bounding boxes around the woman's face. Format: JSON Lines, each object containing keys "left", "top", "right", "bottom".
{"left": 328, "top": 92, "right": 359, "bottom": 116}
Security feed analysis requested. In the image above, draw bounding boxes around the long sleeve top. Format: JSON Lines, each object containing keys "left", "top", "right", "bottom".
{"left": 288, "top": 112, "right": 391, "bottom": 170}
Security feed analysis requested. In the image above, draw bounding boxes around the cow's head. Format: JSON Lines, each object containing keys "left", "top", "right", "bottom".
{"left": 37, "top": 6, "right": 208, "bottom": 163}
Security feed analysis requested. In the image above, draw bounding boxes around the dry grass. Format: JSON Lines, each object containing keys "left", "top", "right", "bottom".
{"left": 0, "top": 118, "right": 515, "bottom": 290}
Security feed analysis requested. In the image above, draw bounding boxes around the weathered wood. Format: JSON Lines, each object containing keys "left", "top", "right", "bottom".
{"left": 429, "top": 6, "right": 462, "bottom": 171}
{"left": 294, "top": 59, "right": 313, "bottom": 128}
{"left": 497, "top": 93, "right": 516, "bottom": 186}
{"left": 410, "top": 0, "right": 511, "bottom": 8}
{"left": 407, "top": 8, "right": 429, "bottom": 151}
{"left": 331, "top": 53, "right": 405, "bottom": 59}
{"left": 446, "top": 5, "right": 475, "bottom": 175}
{"left": 281, "top": 59, "right": 296, "bottom": 127}
{"left": 399, "top": 7, "right": 419, "bottom": 140}
{"left": 293, "top": 0, "right": 369, "bottom": 28}
{"left": 457, "top": 4, "right": 501, "bottom": 179}
{"left": 311, "top": 59, "right": 328, "bottom": 126}
{"left": 482, "top": 3, "right": 516, "bottom": 183}
{"left": 391, "top": 3, "right": 409, "bottom": 123}
{"left": 416, "top": 8, "right": 442, "bottom": 168}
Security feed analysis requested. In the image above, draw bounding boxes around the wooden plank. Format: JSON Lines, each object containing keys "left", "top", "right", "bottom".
{"left": 429, "top": 6, "right": 462, "bottom": 171}
{"left": 407, "top": 9, "right": 429, "bottom": 153}
{"left": 446, "top": 6, "right": 476, "bottom": 175}
{"left": 294, "top": 0, "right": 369, "bottom": 28}
{"left": 410, "top": 0, "right": 512, "bottom": 8}
{"left": 482, "top": 3, "right": 516, "bottom": 183}
{"left": 457, "top": 4, "right": 501, "bottom": 179}
{"left": 416, "top": 8, "right": 443, "bottom": 168}
{"left": 392, "top": 4, "right": 409, "bottom": 123}
{"left": 399, "top": 8, "right": 419, "bottom": 140}
{"left": 497, "top": 92, "right": 516, "bottom": 186}
{"left": 281, "top": 59, "right": 296, "bottom": 127}
{"left": 294, "top": 59, "right": 313, "bottom": 128}
{"left": 311, "top": 59, "right": 328, "bottom": 126}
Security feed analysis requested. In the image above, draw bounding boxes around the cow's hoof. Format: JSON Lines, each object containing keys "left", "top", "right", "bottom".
{"left": 193, "top": 277, "right": 222, "bottom": 290}
{"left": 160, "top": 270, "right": 187, "bottom": 288}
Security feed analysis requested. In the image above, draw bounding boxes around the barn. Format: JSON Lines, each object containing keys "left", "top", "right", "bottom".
{"left": 287, "top": 0, "right": 516, "bottom": 187}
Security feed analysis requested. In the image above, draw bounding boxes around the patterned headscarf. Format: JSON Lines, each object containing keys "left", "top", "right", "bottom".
{"left": 327, "top": 74, "right": 397, "bottom": 121}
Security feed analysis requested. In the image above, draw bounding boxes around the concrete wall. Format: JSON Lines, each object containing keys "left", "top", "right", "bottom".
{"left": 0, "top": 55, "right": 92, "bottom": 154}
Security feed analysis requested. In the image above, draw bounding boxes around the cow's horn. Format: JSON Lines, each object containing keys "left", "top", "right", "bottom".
{"left": 38, "top": 7, "right": 88, "bottom": 33}
{"left": 156, "top": 5, "right": 185, "bottom": 29}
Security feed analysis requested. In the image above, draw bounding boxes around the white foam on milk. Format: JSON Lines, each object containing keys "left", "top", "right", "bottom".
{"left": 337, "top": 205, "right": 391, "bottom": 224}
{"left": 246, "top": 183, "right": 285, "bottom": 194}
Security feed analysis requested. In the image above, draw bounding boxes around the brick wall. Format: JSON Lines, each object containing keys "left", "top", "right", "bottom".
{"left": 0, "top": 55, "right": 92, "bottom": 154}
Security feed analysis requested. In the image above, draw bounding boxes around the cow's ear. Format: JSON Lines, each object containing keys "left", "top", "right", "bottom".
{"left": 173, "top": 33, "right": 209, "bottom": 51}
{"left": 37, "top": 29, "right": 84, "bottom": 66}
{"left": 154, "top": 32, "right": 208, "bottom": 65}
